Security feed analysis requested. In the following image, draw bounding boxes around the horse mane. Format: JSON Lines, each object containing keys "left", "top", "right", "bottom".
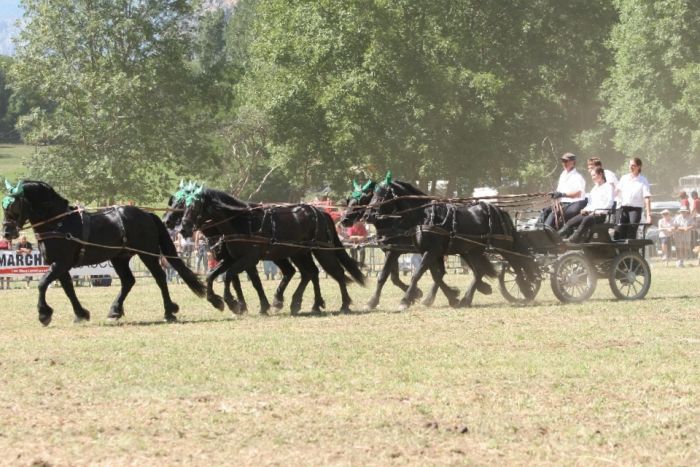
{"left": 204, "top": 188, "right": 256, "bottom": 213}
{"left": 23, "top": 180, "right": 70, "bottom": 208}
{"left": 391, "top": 180, "right": 427, "bottom": 196}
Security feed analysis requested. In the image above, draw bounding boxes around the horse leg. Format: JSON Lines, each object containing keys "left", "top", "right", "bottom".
{"left": 139, "top": 254, "right": 179, "bottom": 322}
{"left": 57, "top": 272, "right": 91, "bottom": 323}
{"left": 246, "top": 266, "right": 271, "bottom": 315}
{"left": 314, "top": 251, "right": 353, "bottom": 313}
{"left": 399, "top": 251, "right": 434, "bottom": 312}
{"left": 367, "top": 250, "right": 399, "bottom": 310}
{"left": 422, "top": 256, "right": 446, "bottom": 307}
{"left": 427, "top": 260, "right": 460, "bottom": 308}
{"left": 222, "top": 269, "right": 242, "bottom": 313}
{"left": 458, "top": 252, "right": 494, "bottom": 307}
{"left": 106, "top": 257, "right": 135, "bottom": 321}
{"left": 204, "top": 258, "right": 234, "bottom": 311}
{"left": 36, "top": 263, "right": 67, "bottom": 326}
{"left": 387, "top": 252, "right": 423, "bottom": 299}
{"left": 271, "top": 259, "right": 296, "bottom": 309}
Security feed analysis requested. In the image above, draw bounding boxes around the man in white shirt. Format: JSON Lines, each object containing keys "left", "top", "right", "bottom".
{"left": 541, "top": 152, "right": 587, "bottom": 229}
{"left": 615, "top": 157, "right": 652, "bottom": 239}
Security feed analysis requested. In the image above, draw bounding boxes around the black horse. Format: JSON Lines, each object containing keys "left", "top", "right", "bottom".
{"left": 178, "top": 187, "right": 365, "bottom": 313}
{"left": 163, "top": 187, "right": 326, "bottom": 314}
{"left": 2, "top": 180, "right": 206, "bottom": 325}
{"left": 365, "top": 177, "right": 537, "bottom": 310}
{"left": 341, "top": 179, "right": 461, "bottom": 310}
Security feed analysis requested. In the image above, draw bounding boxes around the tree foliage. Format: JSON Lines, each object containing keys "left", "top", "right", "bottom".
{"left": 6, "top": 0, "right": 700, "bottom": 201}
{"left": 11, "top": 0, "right": 213, "bottom": 203}
{"left": 602, "top": 0, "right": 700, "bottom": 187}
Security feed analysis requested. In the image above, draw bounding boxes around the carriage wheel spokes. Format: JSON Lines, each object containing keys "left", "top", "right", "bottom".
{"left": 498, "top": 262, "right": 541, "bottom": 304}
{"left": 550, "top": 251, "right": 597, "bottom": 303}
{"left": 608, "top": 251, "right": 651, "bottom": 300}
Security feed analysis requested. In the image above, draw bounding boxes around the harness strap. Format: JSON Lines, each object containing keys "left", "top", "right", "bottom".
{"left": 77, "top": 210, "right": 91, "bottom": 264}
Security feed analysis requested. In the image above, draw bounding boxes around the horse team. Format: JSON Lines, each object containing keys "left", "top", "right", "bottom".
{"left": 1, "top": 175, "right": 536, "bottom": 326}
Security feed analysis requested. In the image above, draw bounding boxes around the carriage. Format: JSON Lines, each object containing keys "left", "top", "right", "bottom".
{"left": 498, "top": 218, "right": 653, "bottom": 304}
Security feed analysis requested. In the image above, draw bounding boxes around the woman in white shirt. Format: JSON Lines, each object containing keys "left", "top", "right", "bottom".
{"left": 557, "top": 167, "right": 614, "bottom": 243}
{"left": 615, "top": 157, "right": 652, "bottom": 239}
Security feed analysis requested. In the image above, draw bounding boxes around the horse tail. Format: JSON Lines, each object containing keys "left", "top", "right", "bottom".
{"left": 321, "top": 212, "right": 365, "bottom": 286}
{"left": 333, "top": 233, "right": 366, "bottom": 286}
{"left": 152, "top": 213, "right": 206, "bottom": 298}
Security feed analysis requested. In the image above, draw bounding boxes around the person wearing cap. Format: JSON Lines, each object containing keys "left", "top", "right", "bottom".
{"left": 673, "top": 207, "right": 693, "bottom": 267}
{"left": 657, "top": 209, "right": 674, "bottom": 262}
{"left": 615, "top": 157, "right": 652, "bottom": 239}
{"left": 557, "top": 167, "right": 614, "bottom": 243}
{"left": 541, "top": 152, "right": 587, "bottom": 229}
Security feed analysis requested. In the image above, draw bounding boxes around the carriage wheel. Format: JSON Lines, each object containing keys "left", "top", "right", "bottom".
{"left": 550, "top": 251, "right": 597, "bottom": 303}
{"left": 498, "top": 263, "right": 541, "bottom": 304}
{"left": 608, "top": 252, "right": 651, "bottom": 300}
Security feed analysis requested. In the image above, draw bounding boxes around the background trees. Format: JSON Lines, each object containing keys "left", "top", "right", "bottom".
{"left": 10, "top": 0, "right": 213, "bottom": 203}
{"left": 3, "top": 0, "right": 698, "bottom": 202}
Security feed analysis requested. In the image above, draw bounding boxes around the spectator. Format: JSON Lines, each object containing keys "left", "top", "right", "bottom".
{"left": 679, "top": 191, "right": 690, "bottom": 210}
{"left": 194, "top": 230, "right": 208, "bottom": 275}
{"left": 0, "top": 238, "right": 11, "bottom": 290}
{"left": 15, "top": 236, "right": 33, "bottom": 288}
{"left": 615, "top": 157, "right": 651, "bottom": 239}
{"left": 346, "top": 219, "right": 368, "bottom": 267}
{"left": 263, "top": 260, "right": 278, "bottom": 280}
{"left": 691, "top": 191, "right": 700, "bottom": 217}
{"left": 657, "top": 209, "right": 674, "bottom": 262}
{"left": 673, "top": 207, "right": 693, "bottom": 267}
{"left": 207, "top": 251, "right": 219, "bottom": 272}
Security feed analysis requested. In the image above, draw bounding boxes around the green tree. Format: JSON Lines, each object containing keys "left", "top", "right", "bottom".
{"left": 602, "top": 0, "right": 700, "bottom": 189}
{"left": 10, "top": 0, "right": 212, "bottom": 203}
{"left": 240, "top": 0, "right": 616, "bottom": 197}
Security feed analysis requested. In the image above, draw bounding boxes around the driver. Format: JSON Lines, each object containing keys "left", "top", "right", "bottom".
{"left": 541, "top": 153, "right": 587, "bottom": 229}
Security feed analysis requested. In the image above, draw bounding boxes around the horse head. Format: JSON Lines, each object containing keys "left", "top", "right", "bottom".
{"left": 163, "top": 180, "right": 197, "bottom": 230}
{"left": 365, "top": 179, "right": 396, "bottom": 225}
{"left": 179, "top": 184, "right": 206, "bottom": 238}
{"left": 2, "top": 180, "right": 27, "bottom": 239}
{"left": 341, "top": 178, "right": 375, "bottom": 227}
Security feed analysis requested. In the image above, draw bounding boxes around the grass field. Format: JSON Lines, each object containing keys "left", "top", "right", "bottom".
{"left": 0, "top": 144, "right": 36, "bottom": 181}
{"left": 0, "top": 263, "right": 699, "bottom": 465}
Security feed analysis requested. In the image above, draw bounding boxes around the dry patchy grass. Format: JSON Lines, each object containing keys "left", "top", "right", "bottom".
{"left": 0, "top": 263, "right": 699, "bottom": 465}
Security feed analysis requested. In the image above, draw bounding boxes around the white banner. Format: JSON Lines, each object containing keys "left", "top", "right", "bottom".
{"left": 0, "top": 250, "right": 115, "bottom": 278}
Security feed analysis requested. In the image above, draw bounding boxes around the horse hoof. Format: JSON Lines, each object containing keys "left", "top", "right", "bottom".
{"left": 365, "top": 298, "right": 379, "bottom": 310}
{"left": 272, "top": 299, "right": 284, "bottom": 310}
{"left": 476, "top": 282, "right": 493, "bottom": 295}
{"left": 75, "top": 308, "right": 91, "bottom": 322}
{"left": 208, "top": 295, "right": 225, "bottom": 311}
{"left": 458, "top": 298, "right": 472, "bottom": 308}
{"left": 224, "top": 297, "right": 239, "bottom": 313}
{"left": 340, "top": 306, "right": 351, "bottom": 314}
{"left": 290, "top": 302, "right": 302, "bottom": 315}
{"left": 106, "top": 316, "right": 121, "bottom": 324}
{"left": 38, "top": 314, "right": 52, "bottom": 327}
{"left": 164, "top": 314, "right": 178, "bottom": 322}
{"left": 421, "top": 296, "right": 436, "bottom": 307}
{"left": 397, "top": 302, "right": 409, "bottom": 312}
